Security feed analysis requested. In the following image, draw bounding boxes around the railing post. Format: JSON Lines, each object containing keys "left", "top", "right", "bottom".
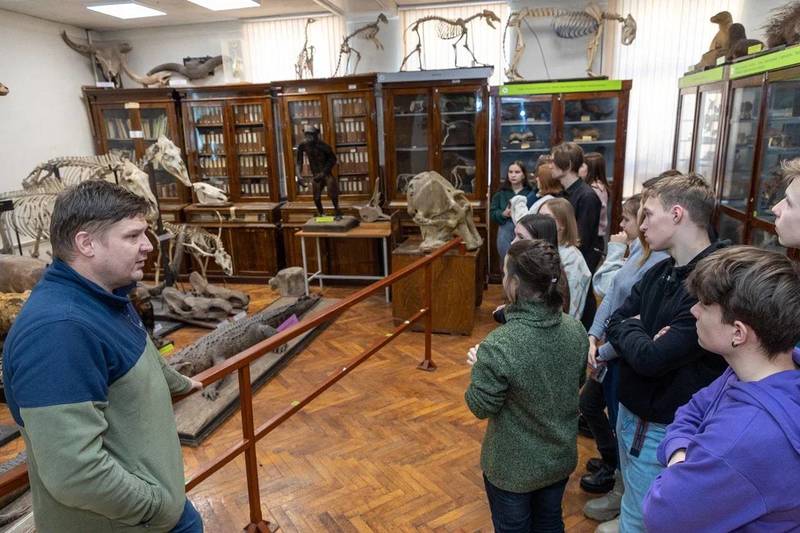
{"left": 417, "top": 261, "right": 437, "bottom": 371}
{"left": 238, "top": 366, "right": 273, "bottom": 533}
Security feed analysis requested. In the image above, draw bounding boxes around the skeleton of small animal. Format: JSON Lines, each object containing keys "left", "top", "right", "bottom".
{"left": 503, "top": 2, "right": 637, "bottom": 79}
{"left": 61, "top": 31, "right": 132, "bottom": 87}
{"left": 441, "top": 119, "right": 474, "bottom": 146}
{"left": 295, "top": 18, "right": 316, "bottom": 80}
{"left": 169, "top": 294, "right": 321, "bottom": 400}
{"left": 333, "top": 14, "right": 388, "bottom": 77}
{"left": 356, "top": 178, "right": 391, "bottom": 222}
{"left": 163, "top": 220, "right": 233, "bottom": 279}
{"left": 400, "top": 9, "right": 501, "bottom": 70}
{"left": 450, "top": 164, "right": 477, "bottom": 191}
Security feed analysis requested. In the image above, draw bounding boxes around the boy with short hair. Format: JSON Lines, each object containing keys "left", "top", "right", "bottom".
{"left": 601, "top": 174, "right": 728, "bottom": 533}
{"left": 772, "top": 157, "right": 800, "bottom": 248}
{"left": 643, "top": 246, "right": 800, "bottom": 532}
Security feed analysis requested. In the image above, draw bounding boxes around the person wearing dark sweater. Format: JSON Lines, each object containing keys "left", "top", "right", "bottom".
{"left": 466, "top": 239, "right": 588, "bottom": 533}
{"left": 491, "top": 161, "right": 533, "bottom": 266}
{"left": 643, "top": 246, "right": 800, "bottom": 532}
{"left": 3, "top": 181, "right": 203, "bottom": 533}
{"left": 600, "top": 174, "right": 728, "bottom": 533}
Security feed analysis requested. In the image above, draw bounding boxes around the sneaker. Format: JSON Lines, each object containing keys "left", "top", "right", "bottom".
{"left": 585, "top": 457, "right": 604, "bottom": 473}
{"left": 595, "top": 518, "right": 619, "bottom": 533}
{"left": 581, "top": 462, "right": 616, "bottom": 493}
{"left": 584, "top": 470, "right": 623, "bottom": 522}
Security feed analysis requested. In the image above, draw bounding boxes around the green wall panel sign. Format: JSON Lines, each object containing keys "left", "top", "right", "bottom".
{"left": 678, "top": 67, "right": 724, "bottom": 88}
{"left": 499, "top": 80, "right": 622, "bottom": 96}
{"left": 730, "top": 45, "right": 800, "bottom": 79}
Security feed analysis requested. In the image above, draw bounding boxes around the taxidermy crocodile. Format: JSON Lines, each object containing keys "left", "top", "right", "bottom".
{"left": 169, "top": 294, "right": 321, "bottom": 400}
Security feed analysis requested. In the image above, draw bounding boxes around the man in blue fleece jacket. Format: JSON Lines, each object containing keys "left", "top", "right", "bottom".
{"left": 3, "top": 180, "right": 202, "bottom": 532}
{"left": 643, "top": 246, "right": 800, "bottom": 531}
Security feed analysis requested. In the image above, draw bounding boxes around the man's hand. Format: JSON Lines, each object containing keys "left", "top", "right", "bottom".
{"left": 502, "top": 206, "right": 511, "bottom": 218}
{"left": 654, "top": 326, "right": 671, "bottom": 341}
{"left": 610, "top": 231, "right": 628, "bottom": 244}
{"left": 466, "top": 344, "right": 480, "bottom": 366}
{"left": 588, "top": 335, "right": 599, "bottom": 367}
{"left": 668, "top": 448, "right": 686, "bottom": 467}
{"left": 188, "top": 378, "right": 203, "bottom": 392}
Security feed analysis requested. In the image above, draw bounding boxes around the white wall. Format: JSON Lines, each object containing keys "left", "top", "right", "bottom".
{"left": 0, "top": 9, "right": 96, "bottom": 194}
{"left": 342, "top": 12, "right": 402, "bottom": 74}
{"left": 97, "top": 21, "right": 244, "bottom": 86}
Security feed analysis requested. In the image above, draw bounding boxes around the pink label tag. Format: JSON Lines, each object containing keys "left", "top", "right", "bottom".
{"left": 276, "top": 314, "right": 299, "bottom": 332}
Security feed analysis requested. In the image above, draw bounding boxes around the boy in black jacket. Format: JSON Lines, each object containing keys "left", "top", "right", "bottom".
{"left": 599, "top": 174, "right": 728, "bottom": 533}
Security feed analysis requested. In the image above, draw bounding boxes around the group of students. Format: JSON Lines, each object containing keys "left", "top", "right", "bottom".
{"left": 471, "top": 143, "right": 800, "bottom": 532}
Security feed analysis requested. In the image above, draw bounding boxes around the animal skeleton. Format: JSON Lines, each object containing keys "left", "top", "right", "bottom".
{"left": 503, "top": 3, "right": 637, "bottom": 79}
{"left": 164, "top": 221, "right": 233, "bottom": 279}
{"left": 400, "top": 9, "right": 501, "bottom": 70}
{"left": 191, "top": 182, "right": 229, "bottom": 205}
{"left": 61, "top": 31, "right": 132, "bottom": 87}
{"left": 295, "top": 18, "right": 316, "bottom": 80}
{"left": 120, "top": 59, "right": 171, "bottom": 88}
{"left": 147, "top": 56, "right": 223, "bottom": 81}
{"left": 357, "top": 178, "right": 391, "bottom": 222}
{"left": 450, "top": 164, "right": 476, "bottom": 191}
{"left": 333, "top": 14, "right": 388, "bottom": 77}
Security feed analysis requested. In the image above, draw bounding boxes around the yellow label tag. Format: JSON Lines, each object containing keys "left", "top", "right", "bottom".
{"left": 124, "top": 102, "right": 140, "bottom": 109}
{"left": 581, "top": 115, "right": 591, "bottom": 122}
{"left": 747, "top": 43, "right": 764, "bottom": 55}
{"left": 315, "top": 216, "right": 335, "bottom": 223}
{"left": 159, "top": 343, "right": 175, "bottom": 355}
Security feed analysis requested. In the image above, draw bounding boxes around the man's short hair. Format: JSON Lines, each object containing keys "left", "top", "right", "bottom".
{"left": 687, "top": 246, "right": 800, "bottom": 357}
{"left": 781, "top": 157, "right": 800, "bottom": 186}
{"left": 50, "top": 180, "right": 150, "bottom": 262}
{"left": 648, "top": 173, "right": 714, "bottom": 228}
{"left": 552, "top": 142, "right": 584, "bottom": 173}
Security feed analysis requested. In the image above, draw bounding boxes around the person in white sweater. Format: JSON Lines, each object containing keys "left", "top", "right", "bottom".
{"left": 539, "top": 198, "right": 591, "bottom": 319}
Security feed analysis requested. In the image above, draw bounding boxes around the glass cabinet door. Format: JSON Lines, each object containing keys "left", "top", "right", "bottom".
{"left": 751, "top": 226, "right": 786, "bottom": 254}
{"left": 720, "top": 86, "right": 762, "bottom": 212}
{"left": 755, "top": 80, "right": 800, "bottom": 222}
{"left": 141, "top": 107, "right": 181, "bottom": 201}
{"left": 675, "top": 92, "right": 697, "bottom": 173}
{"left": 693, "top": 89, "right": 723, "bottom": 183}
{"left": 563, "top": 96, "right": 619, "bottom": 182}
{"left": 189, "top": 103, "right": 229, "bottom": 195}
{"left": 101, "top": 108, "right": 135, "bottom": 160}
{"left": 717, "top": 211, "right": 745, "bottom": 244}
{"left": 232, "top": 102, "right": 270, "bottom": 199}
{"left": 288, "top": 98, "right": 324, "bottom": 196}
{"left": 331, "top": 94, "right": 369, "bottom": 196}
{"left": 438, "top": 90, "right": 480, "bottom": 193}
{"left": 392, "top": 92, "right": 430, "bottom": 194}
{"left": 499, "top": 96, "right": 553, "bottom": 182}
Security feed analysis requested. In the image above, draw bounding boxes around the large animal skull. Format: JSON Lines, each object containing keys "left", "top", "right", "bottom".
{"left": 621, "top": 14, "right": 637, "bottom": 45}
{"left": 145, "top": 136, "right": 191, "bottom": 186}
{"left": 192, "top": 182, "right": 228, "bottom": 205}
{"left": 118, "top": 158, "right": 159, "bottom": 222}
{"left": 214, "top": 246, "right": 234, "bottom": 276}
{"left": 482, "top": 9, "right": 501, "bottom": 29}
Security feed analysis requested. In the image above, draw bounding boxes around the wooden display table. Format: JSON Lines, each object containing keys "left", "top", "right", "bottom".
{"left": 391, "top": 238, "right": 480, "bottom": 335}
{"left": 296, "top": 222, "right": 392, "bottom": 302}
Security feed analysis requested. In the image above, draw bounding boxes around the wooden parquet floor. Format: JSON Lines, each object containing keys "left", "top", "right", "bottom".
{"left": 0, "top": 283, "right": 603, "bottom": 533}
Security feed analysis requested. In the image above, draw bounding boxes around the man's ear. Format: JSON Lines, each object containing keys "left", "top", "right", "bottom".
{"left": 732, "top": 320, "right": 751, "bottom": 347}
{"left": 73, "top": 231, "right": 95, "bottom": 258}
{"left": 671, "top": 205, "right": 685, "bottom": 225}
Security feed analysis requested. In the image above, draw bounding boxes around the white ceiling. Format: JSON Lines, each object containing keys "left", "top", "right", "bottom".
{"left": 0, "top": 0, "right": 452, "bottom": 31}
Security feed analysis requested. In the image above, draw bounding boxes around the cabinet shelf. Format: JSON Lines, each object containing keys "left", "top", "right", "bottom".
{"left": 441, "top": 111, "right": 476, "bottom": 115}
{"left": 238, "top": 150, "right": 266, "bottom": 155}
{"left": 501, "top": 120, "right": 550, "bottom": 126}
{"left": 573, "top": 139, "right": 616, "bottom": 144}
{"left": 292, "top": 116, "right": 322, "bottom": 120}
{"left": 395, "top": 147, "right": 428, "bottom": 152}
{"left": 395, "top": 112, "right": 427, "bottom": 117}
{"left": 195, "top": 123, "right": 224, "bottom": 127}
{"left": 502, "top": 147, "right": 551, "bottom": 152}
{"left": 564, "top": 119, "right": 617, "bottom": 125}
{"left": 235, "top": 122, "right": 264, "bottom": 127}
{"left": 442, "top": 145, "right": 476, "bottom": 151}
{"left": 336, "top": 142, "right": 367, "bottom": 147}
{"left": 198, "top": 152, "right": 226, "bottom": 157}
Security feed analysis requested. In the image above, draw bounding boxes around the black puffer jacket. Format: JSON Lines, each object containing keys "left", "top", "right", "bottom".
{"left": 607, "top": 241, "right": 729, "bottom": 424}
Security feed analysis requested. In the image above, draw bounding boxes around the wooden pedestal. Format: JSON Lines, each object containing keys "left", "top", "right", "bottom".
{"left": 391, "top": 238, "right": 480, "bottom": 335}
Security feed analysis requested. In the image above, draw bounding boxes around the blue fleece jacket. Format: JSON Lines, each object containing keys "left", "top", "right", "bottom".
{"left": 643, "top": 349, "right": 800, "bottom": 532}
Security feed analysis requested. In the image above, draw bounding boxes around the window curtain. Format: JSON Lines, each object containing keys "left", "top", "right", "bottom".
{"left": 243, "top": 15, "right": 345, "bottom": 82}
{"left": 400, "top": 2, "right": 509, "bottom": 85}
{"left": 604, "top": 0, "right": 744, "bottom": 196}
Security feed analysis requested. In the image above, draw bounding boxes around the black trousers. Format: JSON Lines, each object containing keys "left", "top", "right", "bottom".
{"left": 579, "top": 377, "right": 618, "bottom": 468}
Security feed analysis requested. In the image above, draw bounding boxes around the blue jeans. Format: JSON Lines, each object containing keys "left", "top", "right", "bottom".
{"left": 483, "top": 473, "right": 568, "bottom": 533}
{"left": 497, "top": 220, "right": 515, "bottom": 265}
{"left": 616, "top": 403, "right": 667, "bottom": 533}
{"left": 170, "top": 499, "right": 203, "bottom": 533}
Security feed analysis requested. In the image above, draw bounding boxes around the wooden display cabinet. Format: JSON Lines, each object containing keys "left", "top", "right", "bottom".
{"left": 488, "top": 79, "right": 632, "bottom": 281}
{"left": 83, "top": 87, "right": 189, "bottom": 207}
{"left": 183, "top": 203, "right": 282, "bottom": 281}
{"left": 274, "top": 75, "right": 386, "bottom": 277}
{"left": 672, "top": 49, "right": 800, "bottom": 258}
{"left": 178, "top": 84, "right": 281, "bottom": 203}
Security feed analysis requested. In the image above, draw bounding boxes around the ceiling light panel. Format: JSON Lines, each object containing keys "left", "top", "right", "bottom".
{"left": 186, "top": 0, "right": 260, "bottom": 11}
{"left": 87, "top": 1, "right": 166, "bottom": 19}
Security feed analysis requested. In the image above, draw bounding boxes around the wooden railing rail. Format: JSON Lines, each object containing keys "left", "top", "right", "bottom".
{"left": 0, "top": 238, "right": 464, "bottom": 532}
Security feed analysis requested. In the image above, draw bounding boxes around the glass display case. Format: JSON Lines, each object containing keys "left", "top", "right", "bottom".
{"left": 84, "top": 88, "right": 186, "bottom": 205}
{"left": 497, "top": 96, "right": 553, "bottom": 182}
{"left": 693, "top": 88, "right": 723, "bottom": 184}
{"left": 717, "top": 210, "right": 744, "bottom": 244}
{"left": 439, "top": 90, "right": 481, "bottom": 194}
{"left": 562, "top": 95, "right": 619, "bottom": 182}
{"left": 181, "top": 91, "right": 280, "bottom": 203}
{"left": 721, "top": 85, "right": 762, "bottom": 212}
{"left": 391, "top": 90, "right": 431, "bottom": 195}
{"left": 673, "top": 91, "right": 697, "bottom": 173}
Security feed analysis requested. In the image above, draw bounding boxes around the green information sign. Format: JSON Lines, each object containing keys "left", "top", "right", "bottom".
{"left": 499, "top": 80, "right": 622, "bottom": 96}
{"left": 678, "top": 67, "right": 724, "bottom": 88}
{"left": 730, "top": 45, "right": 800, "bottom": 79}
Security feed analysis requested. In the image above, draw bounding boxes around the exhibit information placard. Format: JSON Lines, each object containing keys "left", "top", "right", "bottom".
{"left": 678, "top": 67, "right": 724, "bottom": 88}
{"left": 730, "top": 45, "right": 800, "bottom": 79}
{"left": 499, "top": 80, "right": 622, "bottom": 96}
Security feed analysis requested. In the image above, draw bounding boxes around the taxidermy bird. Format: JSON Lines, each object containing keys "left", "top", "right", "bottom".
{"left": 61, "top": 31, "right": 132, "bottom": 87}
